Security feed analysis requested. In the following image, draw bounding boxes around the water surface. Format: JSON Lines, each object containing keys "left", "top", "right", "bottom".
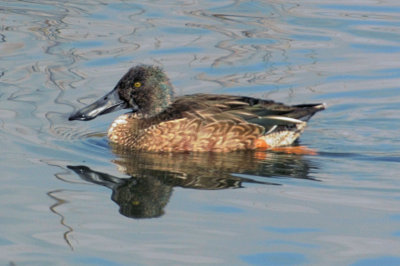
{"left": 1, "top": 0, "right": 400, "bottom": 265}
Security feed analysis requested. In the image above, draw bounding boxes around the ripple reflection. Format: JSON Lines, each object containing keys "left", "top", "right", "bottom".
{"left": 68, "top": 148, "right": 318, "bottom": 219}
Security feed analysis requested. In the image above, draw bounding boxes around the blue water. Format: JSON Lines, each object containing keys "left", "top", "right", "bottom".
{"left": 1, "top": 0, "right": 400, "bottom": 265}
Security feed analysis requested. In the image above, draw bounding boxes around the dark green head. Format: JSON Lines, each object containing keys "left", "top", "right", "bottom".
{"left": 69, "top": 65, "right": 174, "bottom": 121}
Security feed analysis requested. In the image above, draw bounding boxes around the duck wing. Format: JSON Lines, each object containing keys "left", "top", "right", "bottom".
{"left": 155, "top": 94, "right": 325, "bottom": 130}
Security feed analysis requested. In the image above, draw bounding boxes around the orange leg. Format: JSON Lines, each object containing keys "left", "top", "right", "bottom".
{"left": 254, "top": 138, "right": 318, "bottom": 155}
{"left": 270, "top": 146, "right": 318, "bottom": 155}
{"left": 254, "top": 138, "right": 269, "bottom": 150}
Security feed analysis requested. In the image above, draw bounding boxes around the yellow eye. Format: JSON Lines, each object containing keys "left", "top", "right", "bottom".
{"left": 134, "top": 82, "right": 141, "bottom": 88}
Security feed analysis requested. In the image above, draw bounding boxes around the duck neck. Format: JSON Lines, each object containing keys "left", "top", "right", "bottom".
{"left": 136, "top": 80, "right": 174, "bottom": 117}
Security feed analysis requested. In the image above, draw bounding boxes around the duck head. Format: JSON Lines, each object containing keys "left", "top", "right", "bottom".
{"left": 69, "top": 65, "right": 174, "bottom": 121}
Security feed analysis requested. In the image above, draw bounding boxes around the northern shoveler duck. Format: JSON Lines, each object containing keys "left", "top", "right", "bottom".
{"left": 69, "top": 65, "right": 325, "bottom": 152}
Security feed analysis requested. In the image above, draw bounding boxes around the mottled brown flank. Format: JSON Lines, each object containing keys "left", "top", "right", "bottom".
{"left": 108, "top": 114, "right": 264, "bottom": 152}
{"left": 107, "top": 93, "right": 325, "bottom": 152}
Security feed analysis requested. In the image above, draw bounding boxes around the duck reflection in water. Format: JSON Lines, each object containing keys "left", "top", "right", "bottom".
{"left": 68, "top": 145, "right": 318, "bottom": 219}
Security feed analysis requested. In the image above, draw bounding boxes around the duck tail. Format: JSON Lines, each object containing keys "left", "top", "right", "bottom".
{"left": 291, "top": 102, "right": 326, "bottom": 121}
{"left": 259, "top": 102, "right": 326, "bottom": 147}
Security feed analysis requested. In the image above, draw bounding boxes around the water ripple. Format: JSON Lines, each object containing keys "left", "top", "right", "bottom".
{"left": 2, "top": 0, "right": 400, "bottom": 264}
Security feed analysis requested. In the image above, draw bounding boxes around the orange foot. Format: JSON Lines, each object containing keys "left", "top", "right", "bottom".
{"left": 254, "top": 138, "right": 270, "bottom": 150}
{"left": 271, "top": 146, "right": 318, "bottom": 155}
{"left": 254, "top": 138, "right": 318, "bottom": 155}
